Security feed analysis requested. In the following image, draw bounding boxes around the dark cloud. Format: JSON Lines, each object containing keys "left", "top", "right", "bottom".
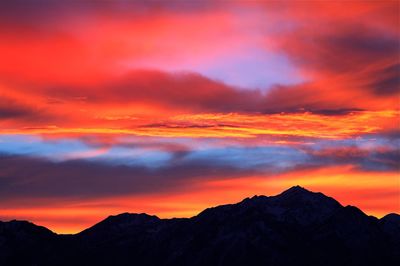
{"left": 376, "top": 130, "right": 400, "bottom": 140}
{"left": 309, "top": 108, "right": 364, "bottom": 116}
{"left": 0, "top": 142, "right": 309, "bottom": 201}
{"left": 0, "top": 153, "right": 258, "bottom": 200}
{"left": 263, "top": 106, "right": 364, "bottom": 116}
{"left": 0, "top": 97, "right": 45, "bottom": 120}
{"left": 1, "top": 139, "right": 397, "bottom": 201}
{"left": 367, "top": 63, "right": 400, "bottom": 96}
{"left": 261, "top": 83, "right": 357, "bottom": 113}
{"left": 41, "top": 70, "right": 265, "bottom": 113}
{"left": 0, "top": 0, "right": 216, "bottom": 26}
{"left": 282, "top": 23, "right": 399, "bottom": 73}
{"left": 142, "top": 123, "right": 238, "bottom": 129}
{"left": 280, "top": 24, "right": 400, "bottom": 98}
{"left": 307, "top": 146, "right": 400, "bottom": 172}
{"left": 0, "top": 106, "right": 30, "bottom": 120}
{"left": 37, "top": 71, "right": 376, "bottom": 115}
{"left": 323, "top": 29, "right": 398, "bottom": 73}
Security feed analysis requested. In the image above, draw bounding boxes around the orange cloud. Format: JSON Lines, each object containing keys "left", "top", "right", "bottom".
{"left": 1, "top": 110, "right": 398, "bottom": 139}
{"left": 0, "top": 7, "right": 258, "bottom": 86}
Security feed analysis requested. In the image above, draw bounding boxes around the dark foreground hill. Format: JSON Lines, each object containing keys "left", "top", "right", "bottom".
{"left": 1, "top": 186, "right": 399, "bottom": 266}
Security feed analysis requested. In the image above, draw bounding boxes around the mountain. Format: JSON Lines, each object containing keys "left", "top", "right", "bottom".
{"left": 0, "top": 220, "right": 57, "bottom": 265}
{"left": 1, "top": 186, "right": 399, "bottom": 266}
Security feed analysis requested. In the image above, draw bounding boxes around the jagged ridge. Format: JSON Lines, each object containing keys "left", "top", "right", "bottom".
{"left": 1, "top": 186, "right": 399, "bottom": 266}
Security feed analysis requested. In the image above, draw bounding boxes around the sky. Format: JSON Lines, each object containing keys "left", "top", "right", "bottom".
{"left": 0, "top": 0, "right": 399, "bottom": 233}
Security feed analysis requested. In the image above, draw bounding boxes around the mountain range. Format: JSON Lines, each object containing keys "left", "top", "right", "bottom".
{"left": 1, "top": 186, "right": 399, "bottom": 266}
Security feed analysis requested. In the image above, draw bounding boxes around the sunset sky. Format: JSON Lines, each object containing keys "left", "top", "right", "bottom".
{"left": 0, "top": 0, "right": 399, "bottom": 233}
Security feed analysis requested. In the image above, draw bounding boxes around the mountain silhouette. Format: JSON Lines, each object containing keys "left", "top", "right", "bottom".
{"left": 1, "top": 186, "right": 399, "bottom": 266}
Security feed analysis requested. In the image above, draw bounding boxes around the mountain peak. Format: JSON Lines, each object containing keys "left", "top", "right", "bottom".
{"left": 289, "top": 185, "right": 307, "bottom": 190}
{"left": 261, "top": 185, "right": 343, "bottom": 225}
{"left": 197, "top": 186, "right": 343, "bottom": 227}
{"left": 275, "top": 185, "right": 326, "bottom": 202}
{"left": 275, "top": 185, "right": 339, "bottom": 204}
{"left": 0, "top": 220, "right": 55, "bottom": 236}
{"left": 381, "top": 213, "right": 400, "bottom": 223}
{"left": 245, "top": 186, "right": 315, "bottom": 202}
{"left": 105, "top": 212, "right": 159, "bottom": 222}
{"left": 78, "top": 212, "right": 160, "bottom": 237}
{"left": 281, "top": 185, "right": 310, "bottom": 194}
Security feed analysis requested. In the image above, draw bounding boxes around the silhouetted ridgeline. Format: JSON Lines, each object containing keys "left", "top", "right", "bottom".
{"left": 1, "top": 186, "right": 399, "bottom": 266}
